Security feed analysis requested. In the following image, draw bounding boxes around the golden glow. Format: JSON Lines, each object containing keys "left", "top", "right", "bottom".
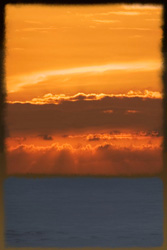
{"left": 6, "top": 4, "right": 162, "bottom": 101}
{"left": 5, "top": 4, "right": 163, "bottom": 175}
{"left": 6, "top": 141, "right": 162, "bottom": 175}
{"left": 8, "top": 90, "right": 162, "bottom": 104}
{"left": 7, "top": 61, "right": 161, "bottom": 93}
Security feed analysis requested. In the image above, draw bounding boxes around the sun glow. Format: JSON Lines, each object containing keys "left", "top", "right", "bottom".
{"left": 5, "top": 4, "right": 163, "bottom": 175}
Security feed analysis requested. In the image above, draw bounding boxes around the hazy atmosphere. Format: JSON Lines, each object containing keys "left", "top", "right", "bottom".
{"left": 5, "top": 4, "right": 163, "bottom": 175}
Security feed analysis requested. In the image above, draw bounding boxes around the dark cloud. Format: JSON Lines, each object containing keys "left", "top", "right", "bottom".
{"left": 87, "top": 135, "right": 101, "bottom": 141}
{"left": 61, "top": 134, "right": 69, "bottom": 138}
{"left": 135, "top": 129, "right": 163, "bottom": 137}
{"left": 6, "top": 96, "right": 162, "bottom": 136}
{"left": 97, "top": 144, "right": 111, "bottom": 150}
{"left": 110, "top": 130, "right": 121, "bottom": 135}
{"left": 38, "top": 134, "right": 53, "bottom": 140}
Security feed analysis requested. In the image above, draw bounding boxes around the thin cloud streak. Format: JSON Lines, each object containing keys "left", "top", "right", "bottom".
{"left": 78, "top": 11, "right": 141, "bottom": 17}
{"left": 122, "top": 4, "right": 162, "bottom": 10}
{"left": 109, "top": 27, "right": 152, "bottom": 31}
{"left": 96, "top": 11, "right": 141, "bottom": 16}
{"left": 8, "top": 61, "right": 161, "bottom": 92}
{"left": 93, "top": 19, "right": 120, "bottom": 23}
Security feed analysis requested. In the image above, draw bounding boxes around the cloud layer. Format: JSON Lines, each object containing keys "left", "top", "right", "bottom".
{"left": 7, "top": 143, "right": 162, "bottom": 175}
{"left": 6, "top": 94, "right": 163, "bottom": 136}
{"left": 8, "top": 90, "right": 162, "bottom": 105}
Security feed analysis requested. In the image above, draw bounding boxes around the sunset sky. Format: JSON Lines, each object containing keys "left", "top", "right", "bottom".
{"left": 5, "top": 4, "right": 163, "bottom": 175}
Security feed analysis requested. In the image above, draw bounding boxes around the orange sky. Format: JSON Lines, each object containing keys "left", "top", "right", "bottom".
{"left": 6, "top": 4, "right": 162, "bottom": 100}
{"left": 5, "top": 4, "right": 163, "bottom": 175}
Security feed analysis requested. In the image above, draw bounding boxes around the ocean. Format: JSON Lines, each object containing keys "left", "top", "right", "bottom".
{"left": 4, "top": 177, "right": 163, "bottom": 247}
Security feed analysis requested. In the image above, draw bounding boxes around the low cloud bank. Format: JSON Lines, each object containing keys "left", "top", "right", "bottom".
{"left": 7, "top": 143, "right": 162, "bottom": 175}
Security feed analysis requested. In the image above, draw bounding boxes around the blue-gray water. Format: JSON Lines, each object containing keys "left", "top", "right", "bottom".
{"left": 4, "top": 177, "right": 163, "bottom": 247}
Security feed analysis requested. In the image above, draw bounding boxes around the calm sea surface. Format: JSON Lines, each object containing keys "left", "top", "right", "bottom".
{"left": 4, "top": 177, "right": 163, "bottom": 247}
